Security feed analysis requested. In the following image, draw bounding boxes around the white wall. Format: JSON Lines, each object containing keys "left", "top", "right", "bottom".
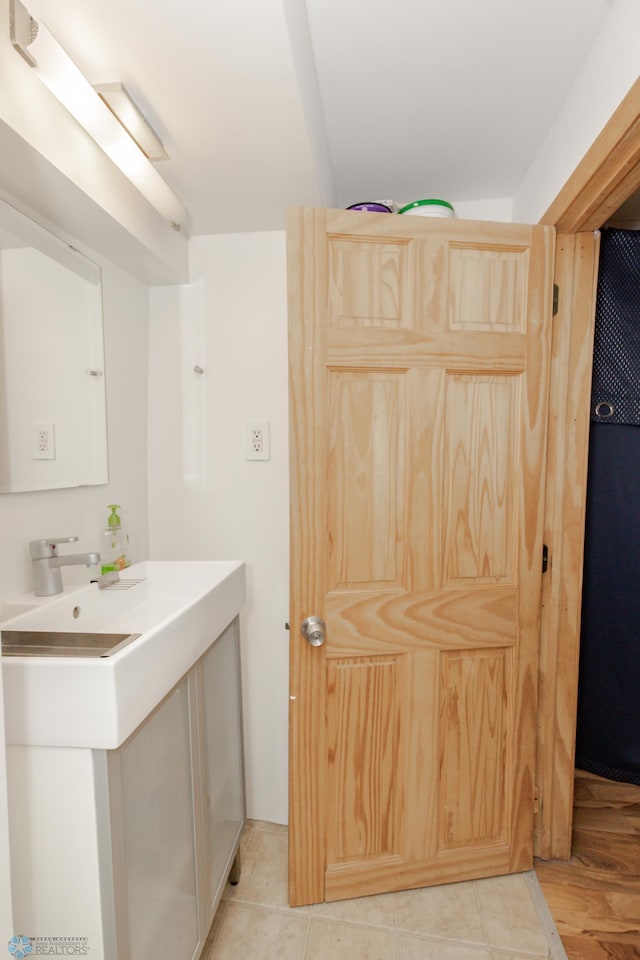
{"left": 282, "top": 0, "right": 337, "bottom": 209}
{"left": 452, "top": 196, "right": 514, "bottom": 223}
{"left": 148, "top": 232, "right": 289, "bottom": 823}
{"left": 514, "top": 0, "right": 640, "bottom": 222}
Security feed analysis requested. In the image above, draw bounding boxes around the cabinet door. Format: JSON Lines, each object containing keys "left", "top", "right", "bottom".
{"left": 111, "top": 677, "right": 201, "bottom": 960}
{"left": 199, "top": 620, "right": 245, "bottom": 922}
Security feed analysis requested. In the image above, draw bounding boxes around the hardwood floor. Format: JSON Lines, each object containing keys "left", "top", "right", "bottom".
{"left": 535, "top": 770, "right": 640, "bottom": 959}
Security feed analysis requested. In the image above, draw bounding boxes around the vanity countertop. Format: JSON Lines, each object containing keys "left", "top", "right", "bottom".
{"left": 1, "top": 560, "right": 246, "bottom": 749}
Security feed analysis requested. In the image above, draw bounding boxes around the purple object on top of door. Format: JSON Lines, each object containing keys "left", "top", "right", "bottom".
{"left": 346, "top": 202, "right": 392, "bottom": 213}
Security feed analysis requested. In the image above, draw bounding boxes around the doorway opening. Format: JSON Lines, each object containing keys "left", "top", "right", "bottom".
{"left": 575, "top": 219, "right": 640, "bottom": 786}
{"left": 533, "top": 101, "right": 640, "bottom": 955}
{"left": 535, "top": 76, "right": 640, "bottom": 862}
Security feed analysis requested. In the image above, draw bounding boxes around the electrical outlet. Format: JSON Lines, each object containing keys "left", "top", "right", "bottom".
{"left": 244, "top": 420, "right": 270, "bottom": 461}
{"left": 33, "top": 422, "right": 56, "bottom": 460}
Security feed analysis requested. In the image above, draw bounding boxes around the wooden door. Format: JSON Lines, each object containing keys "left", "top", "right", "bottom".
{"left": 287, "top": 207, "right": 555, "bottom": 907}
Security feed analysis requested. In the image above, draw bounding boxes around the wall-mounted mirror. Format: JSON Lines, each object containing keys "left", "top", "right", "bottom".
{"left": 0, "top": 197, "right": 108, "bottom": 493}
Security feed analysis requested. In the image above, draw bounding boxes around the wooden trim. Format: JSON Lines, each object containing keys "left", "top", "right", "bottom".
{"left": 535, "top": 233, "right": 599, "bottom": 860}
{"left": 541, "top": 77, "right": 640, "bottom": 232}
{"left": 287, "top": 207, "right": 329, "bottom": 906}
{"left": 536, "top": 74, "right": 640, "bottom": 861}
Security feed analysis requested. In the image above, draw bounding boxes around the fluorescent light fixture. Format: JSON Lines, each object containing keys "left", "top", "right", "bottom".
{"left": 95, "top": 83, "right": 168, "bottom": 162}
{"left": 9, "top": 0, "right": 186, "bottom": 229}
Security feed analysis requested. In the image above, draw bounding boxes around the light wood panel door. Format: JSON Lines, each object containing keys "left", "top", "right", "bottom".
{"left": 287, "top": 208, "right": 555, "bottom": 906}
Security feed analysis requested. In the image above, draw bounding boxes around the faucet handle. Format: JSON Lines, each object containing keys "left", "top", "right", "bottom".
{"left": 29, "top": 537, "right": 79, "bottom": 559}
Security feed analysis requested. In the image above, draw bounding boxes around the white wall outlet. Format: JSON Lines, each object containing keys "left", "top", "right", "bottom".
{"left": 33, "top": 421, "right": 56, "bottom": 460}
{"left": 244, "top": 420, "right": 270, "bottom": 461}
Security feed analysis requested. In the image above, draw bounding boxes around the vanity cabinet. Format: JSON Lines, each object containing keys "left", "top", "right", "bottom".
{"left": 6, "top": 618, "right": 245, "bottom": 960}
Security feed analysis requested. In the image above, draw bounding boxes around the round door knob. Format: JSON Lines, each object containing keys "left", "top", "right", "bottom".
{"left": 301, "top": 616, "right": 326, "bottom": 647}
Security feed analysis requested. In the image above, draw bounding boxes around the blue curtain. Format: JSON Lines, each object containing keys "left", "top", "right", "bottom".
{"left": 575, "top": 228, "right": 640, "bottom": 785}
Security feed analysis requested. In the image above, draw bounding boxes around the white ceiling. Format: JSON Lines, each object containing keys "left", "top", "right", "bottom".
{"left": 26, "top": 0, "right": 614, "bottom": 236}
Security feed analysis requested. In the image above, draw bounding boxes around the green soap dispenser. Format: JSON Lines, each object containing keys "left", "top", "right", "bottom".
{"left": 101, "top": 504, "right": 131, "bottom": 574}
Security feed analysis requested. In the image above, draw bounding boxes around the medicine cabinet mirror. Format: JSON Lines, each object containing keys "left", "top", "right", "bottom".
{"left": 0, "top": 196, "right": 108, "bottom": 493}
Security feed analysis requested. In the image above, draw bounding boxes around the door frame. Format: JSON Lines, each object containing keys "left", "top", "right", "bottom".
{"left": 535, "top": 77, "right": 640, "bottom": 858}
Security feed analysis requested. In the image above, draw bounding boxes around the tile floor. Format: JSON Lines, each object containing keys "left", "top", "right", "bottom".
{"left": 201, "top": 821, "right": 568, "bottom": 960}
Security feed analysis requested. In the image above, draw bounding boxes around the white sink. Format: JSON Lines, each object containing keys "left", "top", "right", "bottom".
{"left": 1, "top": 560, "right": 246, "bottom": 749}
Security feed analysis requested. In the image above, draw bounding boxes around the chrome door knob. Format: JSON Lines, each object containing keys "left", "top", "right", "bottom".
{"left": 301, "top": 616, "right": 326, "bottom": 647}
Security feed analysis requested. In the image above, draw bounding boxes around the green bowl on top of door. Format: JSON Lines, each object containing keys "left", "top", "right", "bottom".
{"left": 397, "top": 198, "right": 455, "bottom": 217}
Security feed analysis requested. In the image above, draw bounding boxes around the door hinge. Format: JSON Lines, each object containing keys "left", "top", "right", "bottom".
{"left": 552, "top": 283, "right": 559, "bottom": 316}
{"left": 542, "top": 544, "right": 549, "bottom": 574}
{"left": 534, "top": 784, "right": 542, "bottom": 815}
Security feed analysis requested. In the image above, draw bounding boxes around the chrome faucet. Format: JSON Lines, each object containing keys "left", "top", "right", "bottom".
{"left": 29, "top": 537, "right": 101, "bottom": 597}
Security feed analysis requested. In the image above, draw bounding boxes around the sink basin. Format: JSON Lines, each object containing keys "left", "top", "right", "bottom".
{"left": 1, "top": 630, "right": 141, "bottom": 658}
{"left": 1, "top": 559, "right": 246, "bottom": 749}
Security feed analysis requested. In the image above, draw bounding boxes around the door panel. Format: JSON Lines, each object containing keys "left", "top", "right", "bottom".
{"left": 443, "top": 373, "right": 518, "bottom": 583}
{"left": 327, "top": 369, "right": 407, "bottom": 591}
{"left": 438, "top": 647, "right": 510, "bottom": 850}
{"left": 328, "top": 236, "right": 411, "bottom": 328}
{"left": 326, "top": 654, "right": 401, "bottom": 864}
{"left": 448, "top": 242, "right": 527, "bottom": 332}
{"left": 288, "top": 208, "right": 555, "bottom": 906}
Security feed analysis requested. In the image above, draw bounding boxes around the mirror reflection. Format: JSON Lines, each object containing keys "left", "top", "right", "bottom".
{"left": 0, "top": 198, "right": 108, "bottom": 493}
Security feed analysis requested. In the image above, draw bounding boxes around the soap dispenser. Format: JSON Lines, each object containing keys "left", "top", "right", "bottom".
{"left": 101, "top": 504, "right": 131, "bottom": 574}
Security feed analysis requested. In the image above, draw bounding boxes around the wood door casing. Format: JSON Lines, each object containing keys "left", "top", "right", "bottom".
{"left": 535, "top": 232, "right": 600, "bottom": 859}
{"left": 535, "top": 78, "right": 640, "bottom": 861}
{"left": 288, "top": 208, "right": 555, "bottom": 906}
